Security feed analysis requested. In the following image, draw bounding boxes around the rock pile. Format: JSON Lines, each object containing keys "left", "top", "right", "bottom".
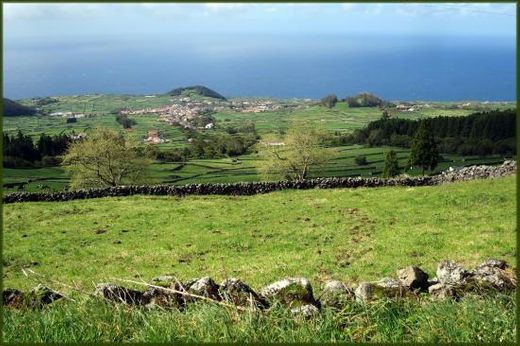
{"left": 433, "top": 160, "right": 516, "bottom": 183}
{"left": 2, "top": 285, "right": 62, "bottom": 309}
{"left": 4, "top": 259, "right": 515, "bottom": 315}
{"left": 4, "top": 161, "right": 515, "bottom": 204}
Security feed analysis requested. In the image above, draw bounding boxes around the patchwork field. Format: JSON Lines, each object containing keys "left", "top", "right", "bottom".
{"left": 3, "top": 146, "right": 507, "bottom": 192}
{"left": 4, "top": 95, "right": 514, "bottom": 193}
{"left": 7, "top": 96, "right": 508, "bottom": 142}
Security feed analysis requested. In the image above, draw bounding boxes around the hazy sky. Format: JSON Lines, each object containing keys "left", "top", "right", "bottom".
{"left": 4, "top": 3, "right": 516, "bottom": 41}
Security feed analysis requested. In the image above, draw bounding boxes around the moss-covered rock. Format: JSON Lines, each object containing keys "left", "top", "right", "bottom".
{"left": 219, "top": 278, "right": 268, "bottom": 309}
{"left": 260, "top": 277, "right": 317, "bottom": 308}
{"left": 143, "top": 282, "right": 188, "bottom": 309}
{"left": 186, "top": 277, "right": 221, "bottom": 302}
{"left": 319, "top": 280, "right": 355, "bottom": 309}
{"left": 94, "top": 283, "right": 144, "bottom": 305}
{"left": 355, "top": 278, "right": 413, "bottom": 302}
{"left": 397, "top": 265, "right": 429, "bottom": 292}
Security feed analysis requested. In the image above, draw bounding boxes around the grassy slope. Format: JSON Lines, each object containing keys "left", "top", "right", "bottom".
{"left": 4, "top": 176, "right": 515, "bottom": 292}
{"left": 3, "top": 176, "right": 516, "bottom": 343}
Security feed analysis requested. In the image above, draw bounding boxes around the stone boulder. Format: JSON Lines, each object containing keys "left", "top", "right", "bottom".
{"left": 94, "top": 283, "right": 144, "bottom": 305}
{"left": 355, "top": 278, "right": 413, "bottom": 302}
{"left": 429, "top": 260, "right": 474, "bottom": 300}
{"left": 428, "top": 283, "right": 459, "bottom": 300}
{"left": 186, "top": 277, "right": 221, "bottom": 301}
{"left": 143, "top": 281, "right": 188, "bottom": 309}
{"left": 319, "top": 280, "right": 355, "bottom": 309}
{"left": 260, "top": 277, "right": 317, "bottom": 308}
{"left": 473, "top": 259, "right": 516, "bottom": 291}
{"left": 397, "top": 266, "right": 429, "bottom": 291}
{"left": 28, "top": 285, "right": 63, "bottom": 307}
{"left": 436, "top": 260, "right": 474, "bottom": 286}
{"left": 429, "top": 260, "right": 483, "bottom": 300}
{"left": 427, "top": 278, "right": 439, "bottom": 287}
{"left": 3, "top": 288, "right": 25, "bottom": 308}
{"left": 476, "top": 259, "right": 507, "bottom": 270}
{"left": 218, "top": 278, "right": 268, "bottom": 309}
{"left": 291, "top": 304, "right": 320, "bottom": 318}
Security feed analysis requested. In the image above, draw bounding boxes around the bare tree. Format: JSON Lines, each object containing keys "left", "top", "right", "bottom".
{"left": 257, "top": 123, "right": 335, "bottom": 180}
{"left": 62, "top": 129, "right": 151, "bottom": 189}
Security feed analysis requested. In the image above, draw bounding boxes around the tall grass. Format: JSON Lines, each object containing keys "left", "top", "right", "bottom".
{"left": 3, "top": 292, "right": 515, "bottom": 342}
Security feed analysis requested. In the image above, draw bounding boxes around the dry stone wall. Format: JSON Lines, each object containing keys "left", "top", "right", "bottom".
{"left": 3, "top": 259, "right": 516, "bottom": 316}
{"left": 3, "top": 161, "right": 515, "bottom": 204}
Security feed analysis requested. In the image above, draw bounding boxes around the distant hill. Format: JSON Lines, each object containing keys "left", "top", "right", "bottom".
{"left": 3, "top": 98, "right": 37, "bottom": 116}
{"left": 167, "top": 85, "right": 227, "bottom": 101}
{"left": 345, "top": 93, "right": 387, "bottom": 108}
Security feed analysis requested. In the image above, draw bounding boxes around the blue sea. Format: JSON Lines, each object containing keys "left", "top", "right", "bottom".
{"left": 3, "top": 33, "right": 516, "bottom": 101}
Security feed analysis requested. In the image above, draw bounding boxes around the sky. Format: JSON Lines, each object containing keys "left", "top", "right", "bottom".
{"left": 4, "top": 3, "right": 516, "bottom": 40}
{"left": 2, "top": 3, "right": 517, "bottom": 100}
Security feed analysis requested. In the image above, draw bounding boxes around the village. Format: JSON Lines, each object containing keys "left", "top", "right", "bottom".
{"left": 118, "top": 96, "right": 307, "bottom": 131}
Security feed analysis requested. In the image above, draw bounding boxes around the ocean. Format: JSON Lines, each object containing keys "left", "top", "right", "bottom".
{"left": 3, "top": 33, "right": 516, "bottom": 101}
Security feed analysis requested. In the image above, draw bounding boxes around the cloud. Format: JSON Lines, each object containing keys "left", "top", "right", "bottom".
{"left": 3, "top": 3, "right": 106, "bottom": 21}
{"left": 341, "top": 4, "right": 380, "bottom": 14}
{"left": 338, "top": 3, "right": 515, "bottom": 17}
{"left": 396, "top": 3, "right": 515, "bottom": 17}
{"left": 204, "top": 3, "right": 249, "bottom": 12}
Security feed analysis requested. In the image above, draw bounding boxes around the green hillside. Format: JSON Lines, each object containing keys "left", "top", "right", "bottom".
{"left": 4, "top": 176, "right": 515, "bottom": 291}
{"left": 3, "top": 176, "right": 515, "bottom": 342}
{"left": 167, "top": 85, "right": 227, "bottom": 100}
{"left": 3, "top": 98, "right": 37, "bottom": 116}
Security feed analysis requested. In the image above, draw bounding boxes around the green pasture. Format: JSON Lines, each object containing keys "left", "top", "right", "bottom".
{"left": 3, "top": 176, "right": 515, "bottom": 291}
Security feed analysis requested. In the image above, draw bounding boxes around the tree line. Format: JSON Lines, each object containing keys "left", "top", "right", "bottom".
{"left": 332, "top": 109, "right": 516, "bottom": 156}
{"left": 3, "top": 131, "right": 70, "bottom": 168}
{"left": 319, "top": 93, "right": 388, "bottom": 108}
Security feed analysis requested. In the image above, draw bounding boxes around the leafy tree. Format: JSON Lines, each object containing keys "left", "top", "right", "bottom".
{"left": 320, "top": 94, "right": 338, "bottom": 108}
{"left": 355, "top": 155, "right": 368, "bottom": 166}
{"left": 115, "top": 114, "right": 136, "bottom": 129}
{"left": 408, "top": 121, "right": 440, "bottom": 175}
{"left": 257, "top": 123, "right": 335, "bottom": 180}
{"left": 382, "top": 150, "right": 400, "bottom": 177}
{"left": 62, "top": 129, "right": 151, "bottom": 189}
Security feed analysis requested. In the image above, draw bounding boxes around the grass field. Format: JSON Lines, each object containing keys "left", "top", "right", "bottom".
{"left": 4, "top": 176, "right": 515, "bottom": 290}
{"left": 2, "top": 176, "right": 516, "bottom": 342}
